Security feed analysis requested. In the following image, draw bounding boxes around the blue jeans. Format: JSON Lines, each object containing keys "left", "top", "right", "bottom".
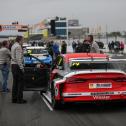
{"left": 0, "top": 64, "right": 9, "bottom": 91}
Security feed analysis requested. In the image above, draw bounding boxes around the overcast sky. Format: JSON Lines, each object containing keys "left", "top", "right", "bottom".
{"left": 0, "top": 0, "right": 126, "bottom": 34}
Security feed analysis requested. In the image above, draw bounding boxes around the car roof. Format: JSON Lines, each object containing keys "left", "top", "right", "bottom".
{"left": 62, "top": 53, "right": 108, "bottom": 63}
{"left": 26, "top": 46, "right": 46, "bottom": 49}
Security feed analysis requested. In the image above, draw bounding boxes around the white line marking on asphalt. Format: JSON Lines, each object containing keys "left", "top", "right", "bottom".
{"left": 41, "top": 96, "right": 53, "bottom": 111}
{"left": 43, "top": 92, "right": 52, "bottom": 103}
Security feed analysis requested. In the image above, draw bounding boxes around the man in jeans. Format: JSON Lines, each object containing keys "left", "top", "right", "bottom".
{"left": 0, "top": 40, "right": 11, "bottom": 92}
{"left": 11, "top": 36, "right": 27, "bottom": 104}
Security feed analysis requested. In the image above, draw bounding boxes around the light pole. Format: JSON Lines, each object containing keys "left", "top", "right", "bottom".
{"left": 66, "top": 19, "right": 69, "bottom": 45}
{"left": 106, "top": 24, "right": 108, "bottom": 44}
{"left": 27, "top": 24, "right": 30, "bottom": 42}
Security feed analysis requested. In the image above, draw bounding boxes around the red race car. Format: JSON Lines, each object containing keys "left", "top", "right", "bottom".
{"left": 49, "top": 53, "right": 126, "bottom": 109}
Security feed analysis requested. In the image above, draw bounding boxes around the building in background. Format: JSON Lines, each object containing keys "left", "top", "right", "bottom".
{"left": 55, "top": 19, "right": 67, "bottom": 38}
{"left": 31, "top": 17, "right": 89, "bottom": 39}
{"left": 47, "top": 17, "right": 89, "bottom": 39}
{"left": 68, "top": 19, "right": 79, "bottom": 26}
{"left": 68, "top": 26, "right": 89, "bottom": 39}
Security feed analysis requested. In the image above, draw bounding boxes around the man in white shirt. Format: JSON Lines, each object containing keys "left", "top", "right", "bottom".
{"left": 11, "top": 36, "right": 27, "bottom": 104}
{"left": 87, "top": 35, "right": 100, "bottom": 53}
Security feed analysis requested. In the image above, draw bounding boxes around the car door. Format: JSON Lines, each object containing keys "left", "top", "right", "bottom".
{"left": 23, "top": 54, "right": 50, "bottom": 92}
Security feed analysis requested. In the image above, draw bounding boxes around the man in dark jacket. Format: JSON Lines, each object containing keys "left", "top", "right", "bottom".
{"left": 61, "top": 41, "right": 67, "bottom": 54}
{"left": 75, "top": 41, "right": 82, "bottom": 53}
{"left": 47, "top": 41, "right": 54, "bottom": 59}
{"left": 82, "top": 40, "right": 91, "bottom": 53}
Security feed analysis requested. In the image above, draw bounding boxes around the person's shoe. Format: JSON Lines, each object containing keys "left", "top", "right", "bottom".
{"left": 12, "top": 99, "right": 17, "bottom": 103}
{"left": 2, "top": 88, "right": 10, "bottom": 93}
{"left": 6, "top": 88, "right": 10, "bottom": 92}
{"left": 17, "top": 99, "right": 27, "bottom": 104}
{"left": 2, "top": 89, "right": 7, "bottom": 93}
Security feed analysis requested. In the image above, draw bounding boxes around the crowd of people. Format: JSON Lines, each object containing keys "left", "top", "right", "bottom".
{"left": 72, "top": 35, "right": 100, "bottom": 53}
{"left": 108, "top": 41, "right": 125, "bottom": 54}
{"left": 46, "top": 35, "right": 100, "bottom": 61}
{"left": 46, "top": 40, "right": 67, "bottom": 60}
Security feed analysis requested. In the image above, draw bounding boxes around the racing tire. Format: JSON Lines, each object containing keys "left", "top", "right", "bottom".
{"left": 40, "top": 90, "right": 46, "bottom": 95}
{"left": 52, "top": 95, "right": 61, "bottom": 109}
{"left": 51, "top": 83, "right": 61, "bottom": 109}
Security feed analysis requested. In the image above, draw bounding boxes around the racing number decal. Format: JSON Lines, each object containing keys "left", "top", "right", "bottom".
{"left": 27, "top": 49, "right": 32, "bottom": 55}
{"left": 71, "top": 62, "right": 80, "bottom": 67}
{"left": 58, "top": 57, "right": 62, "bottom": 66}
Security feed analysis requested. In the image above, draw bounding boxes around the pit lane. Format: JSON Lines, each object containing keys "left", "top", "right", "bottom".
{"left": 1, "top": 54, "right": 126, "bottom": 126}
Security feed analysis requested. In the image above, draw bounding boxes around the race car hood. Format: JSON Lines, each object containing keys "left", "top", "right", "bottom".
{"left": 31, "top": 54, "right": 48, "bottom": 59}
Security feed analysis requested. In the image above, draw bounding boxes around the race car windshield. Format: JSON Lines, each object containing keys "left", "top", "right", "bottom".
{"left": 70, "top": 62, "right": 124, "bottom": 71}
{"left": 28, "top": 49, "right": 48, "bottom": 54}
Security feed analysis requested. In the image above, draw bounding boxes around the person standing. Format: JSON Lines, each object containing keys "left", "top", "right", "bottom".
{"left": 0, "top": 40, "right": 11, "bottom": 92}
{"left": 72, "top": 41, "right": 76, "bottom": 52}
{"left": 61, "top": 41, "right": 67, "bottom": 54}
{"left": 108, "top": 42, "right": 111, "bottom": 53}
{"left": 53, "top": 42, "right": 60, "bottom": 59}
{"left": 47, "top": 41, "right": 54, "bottom": 59}
{"left": 87, "top": 35, "right": 100, "bottom": 53}
{"left": 120, "top": 41, "right": 124, "bottom": 54}
{"left": 75, "top": 40, "right": 82, "bottom": 53}
{"left": 11, "top": 36, "right": 27, "bottom": 104}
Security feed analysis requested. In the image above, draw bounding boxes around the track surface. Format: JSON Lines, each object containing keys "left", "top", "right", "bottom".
{"left": 0, "top": 54, "right": 126, "bottom": 126}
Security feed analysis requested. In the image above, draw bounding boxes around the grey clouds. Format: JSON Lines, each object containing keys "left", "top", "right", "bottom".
{"left": 0, "top": 0, "right": 126, "bottom": 33}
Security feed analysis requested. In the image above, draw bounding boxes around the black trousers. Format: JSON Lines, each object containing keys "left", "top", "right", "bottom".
{"left": 11, "top": 64, "right": 24, "bottom": 101}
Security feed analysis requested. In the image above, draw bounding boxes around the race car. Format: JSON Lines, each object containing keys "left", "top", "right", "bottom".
{"left": 50, "top": 53, "right": 126, "bottom": 109}
{"left": 24, "top": 46, "right": 52, "bottom": 66}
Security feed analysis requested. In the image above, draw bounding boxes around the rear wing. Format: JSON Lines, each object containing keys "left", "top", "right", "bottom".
{"left": 69, "top": 58, "right": 126, "bottom": 72}
{"left": 69, "top": 58, "right": 126, "bottom": 64}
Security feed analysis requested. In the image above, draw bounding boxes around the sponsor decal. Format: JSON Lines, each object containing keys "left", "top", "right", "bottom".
{"left": 93, "top": 95, "right": 110, "bottom": 100}
{"left": 63, "top": 91, "right": 126, "bottom": 97}
{"left": 91, "top": 92, "right": 114, "bottom": 96}
{"left": 89, "top": 83, "right": 112, "bottom": 89}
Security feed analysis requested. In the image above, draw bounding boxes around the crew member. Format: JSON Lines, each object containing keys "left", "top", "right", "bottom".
{"left": 87, "top": 35, "right": 100, "bottom": 53}
{"left": 11, "top": 36, "right": 27, "bottom": 104}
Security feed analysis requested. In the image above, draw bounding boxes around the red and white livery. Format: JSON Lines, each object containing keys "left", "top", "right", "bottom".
{"left": 49, "top": 53, "right": 126, "bottom": 109}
